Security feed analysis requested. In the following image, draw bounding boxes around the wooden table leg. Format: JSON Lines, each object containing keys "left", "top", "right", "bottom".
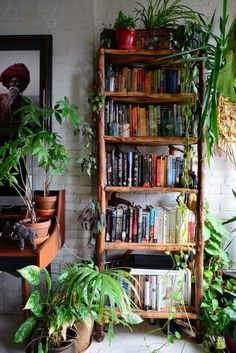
{"left": 21, "top": 278, "right": 32, "bottom": 352}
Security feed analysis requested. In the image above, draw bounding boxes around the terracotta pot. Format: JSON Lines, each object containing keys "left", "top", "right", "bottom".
{"left": 35, "top": 194, "right": 58, "bottom": 218}
{"left": 21, "top": 217, "right": 51, "bottom": 239}
{"left": 115, "top": 27, "right": 136, "bottom": 50}
{"left": 225, "top": 333, "right": 236, "bottom": 353}
{"left": 75, "top": 318, "right": 94, "bottom": 353}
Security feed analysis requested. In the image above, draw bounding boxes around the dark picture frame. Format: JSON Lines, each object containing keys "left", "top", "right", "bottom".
{"left": 0, "top": 34, "right": 52, "bottom": 109}
{"left": 0, "top": 35, "right": 52, "bottom": 203}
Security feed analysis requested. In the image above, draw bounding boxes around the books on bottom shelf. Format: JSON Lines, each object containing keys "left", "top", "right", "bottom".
{"left": 130, "top": 268, "right": 191, "bottom": 311}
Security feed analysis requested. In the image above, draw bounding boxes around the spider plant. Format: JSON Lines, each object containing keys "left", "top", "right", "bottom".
{"left": 134, "top": 0, "right": 200, "bottom": 29}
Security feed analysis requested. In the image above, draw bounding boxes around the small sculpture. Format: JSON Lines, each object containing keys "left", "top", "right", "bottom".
{"left": 12, "top": 222, "right": 37, "bottom": 250}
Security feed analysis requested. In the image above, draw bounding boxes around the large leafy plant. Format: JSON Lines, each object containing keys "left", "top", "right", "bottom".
{"left": 0, "top": 97, "right": 82, "bottom": 222}
{"left": 57, "top": 261, "right": 142, "bottom": 343}
{"left": 14, "top": 262, "right": 142, "bottom": 352}
{"left": 14, "top": 265, "right": 76, "bottom": 353}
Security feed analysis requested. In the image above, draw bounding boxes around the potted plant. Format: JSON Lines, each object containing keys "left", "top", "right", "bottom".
{"left": 134, "top": 0, "right": 200, "bottom": 50}
{"left": 57, "top": 261, "right": 142, "bottom": 350}
{"left": 14, "top": 262, "right": 142, "bottom": 353}
{"left": 0, "top": 96, "right": 82, "bottom": 241}
{"left": 14, "top": 265, "right": 77, "bottom": 353}
{"left": 113, "top": 10, "right": 136, "bottom": 50}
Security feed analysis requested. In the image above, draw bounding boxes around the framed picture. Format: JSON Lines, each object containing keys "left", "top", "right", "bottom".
{"left": 0, "top": 34, "right": 52, "bottom": 108}
{"left": 0, "top": 35, "right": 52, "bottom": 203}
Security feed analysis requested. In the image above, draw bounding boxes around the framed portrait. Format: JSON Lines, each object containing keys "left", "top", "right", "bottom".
{"left": 0, "top": 35, "right": 52, "bottom": 203}
{"left": 0, "top": 34, "right": 52, "bottom": 108}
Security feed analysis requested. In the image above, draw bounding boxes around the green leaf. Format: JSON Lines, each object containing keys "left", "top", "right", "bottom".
{"left": 122, "top": 311, "right": 143, "bottom": 324}
{"left": 167, "top": 334, "right": 174, "bottom": 344}
{"left": 14, "top": 316, "right": 38, "bottom": 343}
{"left": 24, "top": 290, "right": 42, "bottom": 317}
{"left": 17, "top": 265, "right": 41, "bottom": 285}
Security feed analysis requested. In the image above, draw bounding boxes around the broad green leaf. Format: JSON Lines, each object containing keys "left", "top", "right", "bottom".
{"left": 122, "top": 311, "right": 143, "bottom": 324}
{"left": 14, "top": 316, "right": 38, "bottom": 343}
{"left": 24, "top": 290, "right": 42, "bottom": 317}
{"left": 17, "top": 266, "right": 41, "bottom": 285}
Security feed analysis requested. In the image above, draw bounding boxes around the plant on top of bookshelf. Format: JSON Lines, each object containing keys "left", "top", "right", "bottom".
{"left": 134, "top": 0, "right": 199, "bottom": 30}
{"left": 113, "top": 10, "right": 136, "bottom": 50}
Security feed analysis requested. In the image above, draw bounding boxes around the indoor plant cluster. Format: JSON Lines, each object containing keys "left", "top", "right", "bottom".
{"left": 14, "top": 261, "right": 142, "bottom": 353}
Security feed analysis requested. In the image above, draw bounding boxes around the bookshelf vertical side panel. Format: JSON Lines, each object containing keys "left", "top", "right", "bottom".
{"left": 96, "top": 49, "right": 106, "bottom": 268}
{"left": 195, "top": 60, "right": 205, "bottom": 323}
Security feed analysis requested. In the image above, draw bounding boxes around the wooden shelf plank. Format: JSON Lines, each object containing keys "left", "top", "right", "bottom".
{"left": 104, "top": 242, "right": 195, "bottom": 251}
{"left": 105, "top": 91, "right": 196, "bottom": 104}
{"left": 104, "top": 135, "right": 198, "bottom": 146}
{"left": 133, "top": 307, "right": 197, "bottom": 320}
{"left": 105, "top": 186, "right": 198, "bottom": 194}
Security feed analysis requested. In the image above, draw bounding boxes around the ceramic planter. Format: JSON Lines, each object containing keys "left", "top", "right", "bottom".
{"left": 115, "top": 27, "right": 136, "bottom": 50}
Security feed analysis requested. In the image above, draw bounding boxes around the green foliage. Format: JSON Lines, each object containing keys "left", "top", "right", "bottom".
{"left": 201, "top": 202, "right": 233, "bottom": 352}
{"left": 14, "top": 262, "right": 142, "bottom": 351}
{"left": 78, "top": 201, "right": 105, "bottom": 246}
{"left": 57, "top": 261, "right": 142, "bottom": 343}
{"left": 134, "top": 0, "right": 200, "bottom": 29}
{"left": 14, "top": 265, "right": 75, "bottom": 353}
{"left": 0, "top": 96, "right": 82, "bottom": 221}
{"left": 114, "top": 10, "right": 135, "bottom": 30}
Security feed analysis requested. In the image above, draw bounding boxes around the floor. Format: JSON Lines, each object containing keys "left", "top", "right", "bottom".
{"left": 0, "top": 315, "right": 206, "bottom": 353}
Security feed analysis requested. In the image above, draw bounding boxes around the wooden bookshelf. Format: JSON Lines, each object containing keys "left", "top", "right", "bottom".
{"left": 96, "top": 48, "right": 204, "bottom": 336}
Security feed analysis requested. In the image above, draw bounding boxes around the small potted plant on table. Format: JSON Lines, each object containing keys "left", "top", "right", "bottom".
{"left": 0, "top": 96, "right": 82, "bottom": 244}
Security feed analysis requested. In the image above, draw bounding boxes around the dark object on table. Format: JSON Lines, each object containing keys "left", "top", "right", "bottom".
{"left": 12, "top": 222, "right": 37, "bottom": 250}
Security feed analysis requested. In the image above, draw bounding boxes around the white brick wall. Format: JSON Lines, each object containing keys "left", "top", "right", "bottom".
{"left": 0, "top": 0, "right": 236, "bottom": 313}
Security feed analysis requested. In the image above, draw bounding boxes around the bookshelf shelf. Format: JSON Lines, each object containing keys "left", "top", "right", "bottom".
{"left": 97, "top": 48, "right": 204, "bottom": 335}
{"left": 105, "top": 135, "right": 198, "bottom": 146}
{"left": 105, "top": 186, "right": 198, "bottom": 194}
{"left": 104, "top": 242, "right": 195, "bottom": 252}
{"left": 133, "top": 307, "right": 197, "bottom": 320}
{"left": 105, "top": 91, "right": 197, "bottom": 104}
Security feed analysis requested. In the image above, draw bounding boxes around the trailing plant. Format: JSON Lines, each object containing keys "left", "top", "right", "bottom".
{"left": 134, "top": 0, "right": 200, "bottom": 30}
{"left": 113, "top": 10, "right": 135, "bottom": 30}
{"left": 78, "top": 200, "right": 105, "bottom": 246}
{"left": 201, "top": 201, "right": 232, "bottom": 352}
{"left": 77, "top": 93, "right": 105, "bottom": 177}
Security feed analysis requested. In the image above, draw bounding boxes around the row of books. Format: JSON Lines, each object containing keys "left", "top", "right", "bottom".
{"left": 130, "top": 268, "right": 192, "bottom": 310}
{"left": 105, "top": 64, "right": 182, "bottom": 94}
{"left": 105, "top": 204, "right": 196, "bottom": 244}
{"left": 106, "top": 150, "right": 187, "bottom": 188}
{"left": 105, "top": 101, "right": 190, "bottom": 137}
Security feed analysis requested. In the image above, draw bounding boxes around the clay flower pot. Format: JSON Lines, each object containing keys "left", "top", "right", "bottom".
{"left": 21, "top": 217, "right": 51, "bottom": 245}
{"left": 35, "top": 192, "right": 58, "bottom": 218}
